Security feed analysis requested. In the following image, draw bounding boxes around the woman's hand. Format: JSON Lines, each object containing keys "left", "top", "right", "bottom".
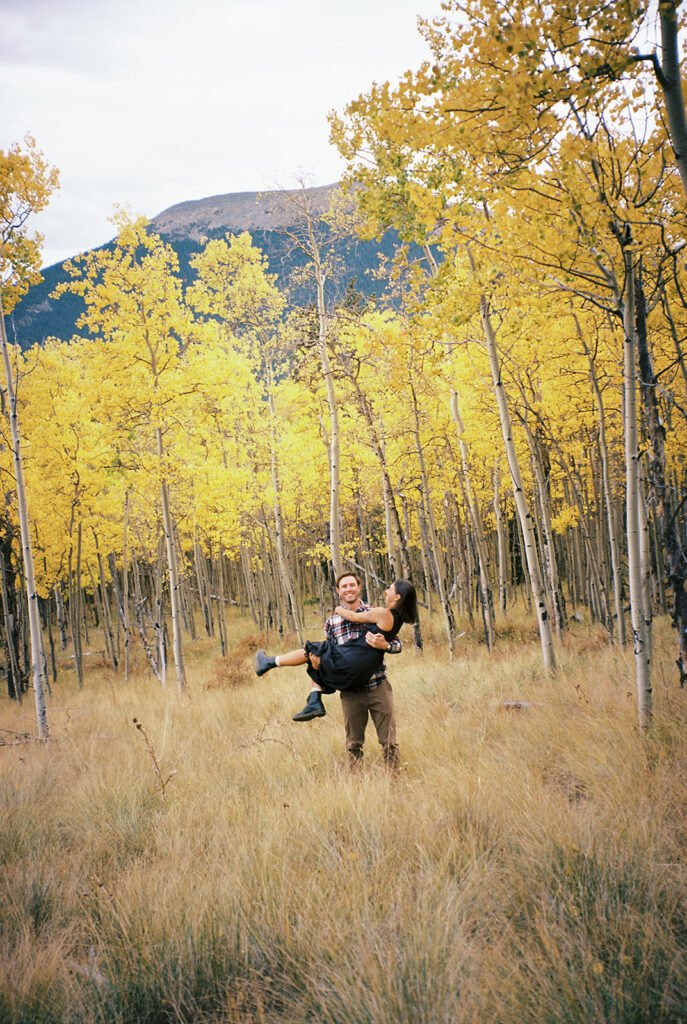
{"left": 365, "top": 632, "right": 388, "bottom": 650}
{"left": 335, "top": 605, "right": 346, "bottom": 617}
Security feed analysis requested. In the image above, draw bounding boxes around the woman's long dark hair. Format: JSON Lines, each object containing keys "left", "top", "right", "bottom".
{"left": 393, "top": 579, "right": 418, "bottom": 624}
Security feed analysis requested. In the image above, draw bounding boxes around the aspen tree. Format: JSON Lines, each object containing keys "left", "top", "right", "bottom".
{"left": 476, "top": 284, "right": 557, "bottom": 672}
{"left": 636, "top": 271, "right": 687, "bottom": 686}
{"left": 621, "top": 237, "right": 653, "bottom": 727}
{"left": 0, "top": 138, "right": 58, "bottom": 739}
{"left": 270, "top": 183, "right": 348, "bottom": 579}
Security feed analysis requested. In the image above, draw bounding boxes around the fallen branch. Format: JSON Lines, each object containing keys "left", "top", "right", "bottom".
{"left": 499, "top": 700, "right": 543, "bottom": 711}
{"left": 236, "top": 720, "right": 298, "bottom": 758}
{"left": 0, "top": 728, "right": 39, "bottom": 746}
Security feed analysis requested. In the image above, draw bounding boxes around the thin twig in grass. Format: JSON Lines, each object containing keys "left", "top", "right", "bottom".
{"left": 235, "top": 720, "right": 299, "bottom": 759}
{"left": 0, "top": 727, "right": 37, "bottom": 747}
{"left": 133, "top": 717, "right": 177, "bottom": 805}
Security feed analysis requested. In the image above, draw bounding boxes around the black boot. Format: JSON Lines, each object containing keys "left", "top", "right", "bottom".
{"left": 255, "top": 650, "right": 277, "bottom": 676}
{"left": 346, "top": 748, "right": 364, "bottom": 771}
{"left": 292, "top": 691, "right": 326, "bottom": 722}
{"left": 383, "top": 744, "right": 400, "bottom": 772}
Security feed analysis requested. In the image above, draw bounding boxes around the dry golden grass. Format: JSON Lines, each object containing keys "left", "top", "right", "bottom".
{"left": 0, "top": 607, "right": 685, "bottom": 1023}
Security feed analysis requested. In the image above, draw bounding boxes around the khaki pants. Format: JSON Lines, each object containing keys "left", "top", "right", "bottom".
{"left": 340, "top": 678, "right": 397, "bottom": 759}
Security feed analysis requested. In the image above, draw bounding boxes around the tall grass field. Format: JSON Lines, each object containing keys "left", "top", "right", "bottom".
{"left": 1, "top": 609, "right": 685, "bottom": 1023}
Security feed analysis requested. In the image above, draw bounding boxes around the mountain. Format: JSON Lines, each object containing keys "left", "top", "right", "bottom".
{"left": 6, "top": 184, "right": 410, "bottom": 348}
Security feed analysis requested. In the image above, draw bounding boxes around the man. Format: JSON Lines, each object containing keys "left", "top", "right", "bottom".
{"left": 296, "top": 570, "right": 402, "bottom": 770}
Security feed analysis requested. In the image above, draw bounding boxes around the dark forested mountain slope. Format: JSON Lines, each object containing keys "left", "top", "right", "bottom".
{"left": 7, "top": 184, "right": 415, "bottom": 348}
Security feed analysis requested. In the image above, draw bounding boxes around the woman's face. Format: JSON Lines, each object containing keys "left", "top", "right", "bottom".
{"left": 384, "top": 583, "right": 400, "bottom": 608}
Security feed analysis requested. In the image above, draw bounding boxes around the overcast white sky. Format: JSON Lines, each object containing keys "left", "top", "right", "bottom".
{"left": 2, "top": 0, "right": 440, "bottom": 268}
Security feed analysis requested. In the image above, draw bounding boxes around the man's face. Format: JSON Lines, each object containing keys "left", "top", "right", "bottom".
{"left": 337, "top": 574, "right": 363, "bottom": 608}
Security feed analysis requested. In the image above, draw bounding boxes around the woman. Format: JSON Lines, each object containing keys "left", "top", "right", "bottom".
{"left": 255, "top": 580, "right": 417, "bottom": 721}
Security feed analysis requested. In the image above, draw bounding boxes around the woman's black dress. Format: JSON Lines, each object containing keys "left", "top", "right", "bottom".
{"left": 304, "top": 610, "right": 402, "bottom": 693}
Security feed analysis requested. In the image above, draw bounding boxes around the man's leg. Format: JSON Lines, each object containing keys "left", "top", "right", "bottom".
{"left": 340, "top": 688, "right": 370, "bottom": 768}
{"left": 368, "top": 679, "right": 399, "bottom": 769}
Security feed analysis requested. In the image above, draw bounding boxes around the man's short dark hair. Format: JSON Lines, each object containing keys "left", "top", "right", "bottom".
{"left": 336, "top": 570, "right": 362, "bottom": 587}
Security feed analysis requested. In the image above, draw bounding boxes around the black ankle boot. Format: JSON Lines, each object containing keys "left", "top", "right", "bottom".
{"left": 255, "top": 650, "right": 277, "bottom": 676}
{"left": 383, "top": 744, "right": 400, "bottom": 771}
{"left": 292, "top": 691, "right": 326, "bottom": 722}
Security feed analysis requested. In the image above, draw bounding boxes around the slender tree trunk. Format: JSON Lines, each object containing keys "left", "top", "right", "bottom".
{"left": 638, "top": 465, "right": 654, "bottom": 664}
{"left": 475, "top": 282, "right": 556, "bottom": 672}
{"left": 659, "top": 284, "right": 687, "bottom": 399}
{"left": 559, "top": 454, "right": 614, "bottom": 633}
{"left": 0, "top": 550, "right": 22, "bottom": 700}
{"left": 311, "top": 255, "right": 342, "bottom": 579}
{"left": 265, "top": 362, "right": 302, "bottom": 642}
{"left": 636, "top": 273, "right": 687, "bottom": 686}
{"left": 451, "top": 391, "right": 496, "bottom": 648}
{"left": 88, "top": 562, "right": 115, "bottom": 667}
{"left": 153, "top": 533, "right": 168, "bottom": 687}
{"left": 657, "top": 1, "right": 687, "bottom": 202}
{"left": 157, "top": 428, "right": 187, "bottom": 692}
{"left": 355, "top": 486, "right": 375, "bottom": 603}
{"left": 68, "top": 530, "right": 85, "bottom": 690}
{"left": 55, "top": 584, "right": 68, "bottom": 649}
{"left": 194, "top": 537, "right": 213, "bottom": 637}
{"left": 379, "top": 428, "right": 402, "bottom": 577}
{"left": 578, "top": 327, "right": 626, "bottom": 644}
{"left": 527, "top": 434, "right": 565, "bottom": 639}
{"left": 133, "top": 556, "right": 161, "bottom": 682}
{"left": 621, "top": 244, "right": 652, "bottom": 728}
{"left": 240, "top": 542, "right": 260, "bottom": 628}
{"left": 411, "top": 383, "right": 456, "bottom": 653}
{"left": 450, "top": 493, "right": 475, "bottom": 629}
{"left": 0, "top": 296, "right": 49, "bottom": 737}
{"left": 216, "top": 543, "right": 227, "bottom": 657}
{"left": 338, "top": 367, "right": 422, "bottom": 647}
{"left": 108, "top": 553, "right": 130, "bottom": 681}
{"left": 122, "top": 493, "right": 131, "bottom": 680}
{"left": 416, "top": 502, "right": 434, "bottom": 615}
{"left": 95, "top": 542, "right": 118, "bottom": 669}
{"left": 493, "top": 461, "right": 508, "bottom": 613}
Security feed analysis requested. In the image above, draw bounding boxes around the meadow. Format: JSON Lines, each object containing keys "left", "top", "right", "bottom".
{"left": 1, "top": 608, "right": 685, "bottom": 1024}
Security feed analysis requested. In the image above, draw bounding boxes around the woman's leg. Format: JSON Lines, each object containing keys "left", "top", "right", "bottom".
{"left": 255, "top": 648, "right": 310, "bottom": 676}
{"left": 276, "top": 649, "right": 308, "bottom": 667}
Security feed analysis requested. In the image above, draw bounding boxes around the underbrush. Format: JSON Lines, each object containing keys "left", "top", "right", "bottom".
{"left": 0, "top": 610, "right": 685, "bottom": 1022}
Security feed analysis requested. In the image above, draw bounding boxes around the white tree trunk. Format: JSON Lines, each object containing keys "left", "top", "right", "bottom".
{"left": 621, "top": 254, "right": 652, "bottom": 729}
{"left": 267, "top": 386, "right": 303, "bottom": 643}
{"left": 586, "top": 344, "right": 626, "bottom": 645}
{"left": 309, "top": 226, "right": 342, "bottom": 580}
{"left": 0, "top": 299, "right": 49, "bottom": 738}
{"left": 157, "top": 427, "right": 187, "bottom": 693}
{"left": 658, "top": 2, "right": 687, "bottom": 202}
{"left": 493, "top": 460, "right": 508, "bottom": 613}
{"left": 638, "top": 466, "right": 654, "bottom": 666}
{"left": 477, "top": 290, "right": 557, "bottom": 672}
{"left": 522, "top": 423, "right": 564, "bottom": 640}
{"left": 411, "top": 385, "right": 455, "bottom": 653}
{"left": 451, "top": 391, "right": 496, "bottom": 649}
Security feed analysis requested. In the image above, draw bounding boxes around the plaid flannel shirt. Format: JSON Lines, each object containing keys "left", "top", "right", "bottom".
{"left": 324, "top": 601, "right": 402, "bottom": 691}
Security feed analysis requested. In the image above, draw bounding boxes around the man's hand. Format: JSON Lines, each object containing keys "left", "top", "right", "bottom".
{"left": 365, "top": 631, "right": 388, "bottom": 651}
{"left": 309, "top": 653, "right": 321, "bottom": 670}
